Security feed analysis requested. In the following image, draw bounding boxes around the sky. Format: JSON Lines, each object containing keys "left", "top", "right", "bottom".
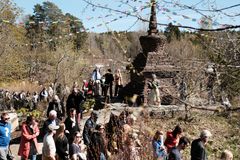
{"left": 12, "top": 0, "right": 240, "bottom": 33}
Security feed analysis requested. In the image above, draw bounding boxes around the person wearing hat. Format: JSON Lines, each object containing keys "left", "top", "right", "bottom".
{"left": 42, "top": 124, "right": 59, "bottom": 160}
{"left": 191, "top": 129, "right": 212, "bottom": 160}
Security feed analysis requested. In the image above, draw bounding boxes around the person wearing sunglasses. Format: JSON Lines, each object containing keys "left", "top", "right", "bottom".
{"left": 0, "top": 113, "right": 11, "bottom": 160}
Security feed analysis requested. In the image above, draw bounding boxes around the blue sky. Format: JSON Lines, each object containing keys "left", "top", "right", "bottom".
{"left": 12, "top": 0, "right": 240, "bottom": 32}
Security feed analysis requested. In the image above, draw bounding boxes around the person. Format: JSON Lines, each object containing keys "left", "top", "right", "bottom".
{"left": 32, "top": 92, "right": 39, "bottom": 110}
{"left": 82, "top": 80, "right": 89, "bottom": 96}
{"left": 54, "top": 123, "right": 69, "bottom": 160}
{"left": 42, "top": 124, "right": 59, "bottom": 160}
{"left": 168, "top": 136, "right": 190, "bottom": 160}
{"left": 91, "top": 67, "right": 101, "bottom": 82}
{"left": 64, "top": 108, "right": 80, "bottom": 143}
{"left": 178, "top": 78, "right": 187, "bottom": 101}
{"left": 69, "top": 132, "right": 87, "bottom": 160}
{"left": 220, "top": 150, "right": 233, "bottom": 160}
{"left": 104, "top": 69, "right": 114, "bottom": 100}
{"left": 47, "top": 95, "right": 64, "bottom": 120}
{"left": 66, "top": 88, "right": 85, "bottom": 118}
{"left": 91, "top": 124, "right": 108, "bottom": 160}
{"left": 191, "top": 129, "right": 212, "bottom": 160}
{"left": 152, "top": 130, "right": 167, "bottom": 160}
{"left": 82, "top": 111, "right": 98, "bottom": 146}
{"left": 41, "top": 110, "right": 60, "bottom": 137}
{"left": 0, "top": 113, "right": 11, "bottom": 160}
{"left": 164, "top": 125, "right": 182, "bottom": 153}
{"left": 114, "top": 69, "right": 123, "bottom": 97}
{"left": 206, "top": 66, "right": 217, "bottom": 105}
{"left": 40, "top": 87, "right": 48, "bottom": 102}
{"left": 48, "top": 84, "right": 54, "bottom": 100}
{"left": 148, "top": 74, "right": 161, "bottom": 106}
{"left": 18, "top": 116, "right": 40, "bottom": 160}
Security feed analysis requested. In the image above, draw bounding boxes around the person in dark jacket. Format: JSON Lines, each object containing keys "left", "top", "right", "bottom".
{"left": 191, "top": 130, "right": 212, "bottom": 160}
{"left": 82, "top": 111, "right": 98, "bottom": 146}
{"left": 168, "top": 136, "right": 190, "bottom": 160}
{"left": 41, "top": 110, "right": 60, "bottom": 137}
{"left": 104, "top": 69, "right": 114, "bottom": 100}
{"left": 66, "top": 88, "right": 85, "bottom": 117}
{"left": 55, "top": 123, "right": 69, "bottom": 160}
{"left": 47, "top": 95, "right": 64, "bottom": 120}
{"left": 64, "top": 108, "right": 80, "bottom": 143}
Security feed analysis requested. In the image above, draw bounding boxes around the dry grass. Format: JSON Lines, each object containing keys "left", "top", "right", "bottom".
{"left": 135, "top": 110, "right": 240, "bottom": 160}
{"left": 0, "top": 80, "right": 41, "bottom": 92}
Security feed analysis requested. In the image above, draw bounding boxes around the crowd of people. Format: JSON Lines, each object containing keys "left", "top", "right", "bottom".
{"left": 0, "top": 66, "right": 235, "bottom": 160}
{"left": 0, "top": 111, "right": 235, "bottom": 160}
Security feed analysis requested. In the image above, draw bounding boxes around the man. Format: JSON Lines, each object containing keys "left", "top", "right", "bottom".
{"left": 0, "top": 113, "right": 11, "bottom": 160}
{"left": 47, "top": 95, "right": 64, "bottom": 120}
{"left": 64, "top": 108, "right": 80, "bottom": 143}
{"left": 82, "top": 111, "right": 98, "bottom": 146}
{"left": 168, "top": 136, "right": 190, "bottom": 160}
{"left": 191, "top": 130, "right": 212, "bottom": 160}
{"left": 41, "top": 110, "right": 60, "bottom": 137}
{"left": 42, "top": 124, "right": 59, "bottom": 160}
{"left": 66, "top": 88, "right": 85, "bottom": 117}
{"left": 104, "top": 69, "right": 114, "bottom": 100}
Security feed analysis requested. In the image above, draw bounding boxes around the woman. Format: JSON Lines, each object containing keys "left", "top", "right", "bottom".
{"left": 69, "top": 132, "right": 87, "bottom": 160}
{"left": 164, "top": 125, "right": 182, "bottom": 153}
{"left": 18, "top": 116, "right": 40, "bottom": 160}
{"left": 152, "top": 131, "right": 167, "bottom": 160}
{"left": 114, "top": 69, "right": 123, "bottom": 97}
{"left": 55, "top": 123, "right": 69, "bottom": 160}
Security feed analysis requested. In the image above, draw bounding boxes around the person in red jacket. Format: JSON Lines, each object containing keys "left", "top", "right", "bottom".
{"left": 18, "top": 116, "right": 40, "bottom": 160}
{"left": 164, "top": 125, "right": 183, "bottom": 153}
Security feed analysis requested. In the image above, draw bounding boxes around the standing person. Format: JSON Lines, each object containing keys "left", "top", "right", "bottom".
{"left": 178, "top": 78, "right": 187, "bottom": 101}
{"left": 152, "top": 131, "right": 167, "bottom": 160}
{"left": 0, "top": 113, "right": 11, "bottom": 160}
{"left": 18, "top": 116, "right": 40, "bottom": 160}
{"left": 191, "top": 130, "right": 212, "bottom": 160}
{"left": 104, "top": 69, "right": 114, "bottom": 100}
{"left": 42, "top": 124, "right": 59, "bottom": 160}
{"left": 91, "top": 125, "right": 108, "bottom": 160}
{"left": 66, "top": 88, "right": 85, "bottom": 118}
{"left": 47, "top": 95, "right": 64, "bottom": 120}
{"left": 168, "top": 136, "right": 190, "bottom": 160}
{"left": 82, "top": 111, "right": 98, "bottom": 146}
{"left": 54, "top": 123, "right": 69, "bottom": 160}
{"left": 69, "top": 132, "right": 87, "bottom": 160}
{"left": 164, "top": 125, "right": 182, "bottom": 153}
{"left": 40, "top": 87, "right": 48, "bottom": 102}
{"left": 148, "top": 74, "right": 161, "bottom": 106}
{"left": 41, "top": 110, "right": 60, "bottom": 137}
{"left": 114, "top": 69, "right": 123, "bottom": 97}
{"left": 91, "top": 67, "right": 101, "bottom": 82}
{"left": 64, "top": 108, "right": 80, "bottom": 143}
